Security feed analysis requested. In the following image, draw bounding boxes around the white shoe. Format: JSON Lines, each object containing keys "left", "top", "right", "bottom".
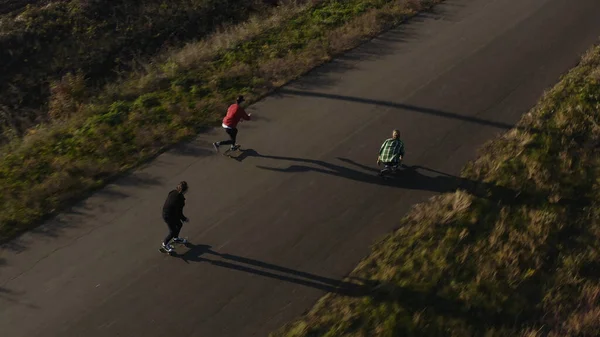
{"left": 162, "top": 243, "right": 174, "bottom": 252}
{"left": 173, "top": 237, "right": 187, "bottom": 244}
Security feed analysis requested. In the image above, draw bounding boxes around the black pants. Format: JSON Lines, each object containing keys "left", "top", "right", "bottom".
{"left": 379, "top": 161, "right": 401, "bottom": 175}
{"left": 163, "top": 217, "right": 182, "bottom": 246}
{"left": 217, "top": 127, "right": 238, "bottom": 146}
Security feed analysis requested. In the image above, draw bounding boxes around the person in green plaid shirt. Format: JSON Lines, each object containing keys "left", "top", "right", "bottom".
{"left": 377, "top": 129, "right": 405, "bottom": 172}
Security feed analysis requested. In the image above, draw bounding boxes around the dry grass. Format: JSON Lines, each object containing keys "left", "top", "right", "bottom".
{"left": 116, "top": 1, "right": 314, "bottom": 98}
{"left": 169, "top": 3, "right": 311, "bottom": 70}
{"left": 48, "top": 72, "right": 88, "bottom": 120}
{"left": 0, "top": 0, "right": 281, "bottom": 141}
{"left": 269, "top": 44, "right": 600, "bottom": 337}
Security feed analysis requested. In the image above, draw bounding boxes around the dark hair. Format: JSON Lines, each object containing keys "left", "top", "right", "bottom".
{"left": 177, "top": 181, "right": 188, "bottom": 193}
{"left": 236, "top": 95, "right": 245, "bottom": 103}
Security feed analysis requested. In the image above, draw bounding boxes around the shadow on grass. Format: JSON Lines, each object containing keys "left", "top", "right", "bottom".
{"left": 580, "top": 261, "right": 600, "bottom": 279}
{"left": 170, "top": 243, "right": 531, "bottom": 332}
{"left": 349, "top": 206, "right": 597, "bottom": 334}
{"left": 354, "top": 276, "right": 533, "bottom": 333}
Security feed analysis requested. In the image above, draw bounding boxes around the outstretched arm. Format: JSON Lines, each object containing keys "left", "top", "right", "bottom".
{"left": 241, "top": 107, "right": 251, "bottom": 120}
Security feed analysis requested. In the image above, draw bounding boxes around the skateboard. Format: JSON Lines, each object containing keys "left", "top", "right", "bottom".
{"left": 378, "top": 172, "right": 397, "bottom": 180}
{"left": 222, "top": 145, "right": 243, "bottom": 158}
{"left": 158, "top": 239, "right": 188, "bottom": 256}
{"left": 378, "top": 163, "right": 403, "bottom": 179}
{"left": 159, "top": 246, "right": 176, "bottom": 255}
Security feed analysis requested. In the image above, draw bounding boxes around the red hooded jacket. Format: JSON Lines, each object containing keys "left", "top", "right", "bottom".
{"left": 222, "top": 103, "right": 251, "bottom": 128}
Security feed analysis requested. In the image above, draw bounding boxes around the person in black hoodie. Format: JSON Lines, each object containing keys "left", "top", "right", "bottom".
{"left": 161, "top": 181, "right": 189, "bottom": 253}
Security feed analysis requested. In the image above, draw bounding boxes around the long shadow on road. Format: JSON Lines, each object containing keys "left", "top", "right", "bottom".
{"left": 229, "top": 149, "right": 537, "bottom": 205}
{"left": 173, "top": 243, "right": 367, "bottom": 297}
{"left": 230, "top": 149, "right": 462, "bottom": 193}
{"left": 277, "top": 88, "right": 518, "bottom": 131}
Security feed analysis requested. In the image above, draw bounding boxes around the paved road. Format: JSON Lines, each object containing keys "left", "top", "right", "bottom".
{"left": 2, "top": 0, "right": 600, "bottom": 336}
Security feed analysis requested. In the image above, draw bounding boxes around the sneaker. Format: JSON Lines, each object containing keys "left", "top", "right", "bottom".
{"left": 212, "top": 142, "right": 220, "bottom": 152}
{"left": 162, "top": 243, "right": 174, "bottom": 252}
{"left": 173, "top": 237, "right": 187, "bottom": 244}
{"left": 231, "top": 144, "right": 240, "bottom": 151}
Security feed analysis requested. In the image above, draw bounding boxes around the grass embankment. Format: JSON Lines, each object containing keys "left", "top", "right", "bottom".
{"left": 0, "top": 0, "right": 276, "bottom": 140}
{"left": 270, "top": 44, "right": 600, "bottom": 337}
{"left": 0, "top": 0, "right": 443, "bottom": 241}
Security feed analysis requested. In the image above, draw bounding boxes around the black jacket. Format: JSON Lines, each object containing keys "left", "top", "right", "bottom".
{"left": 162, "top": 190, "right": 186, "bottom": 221}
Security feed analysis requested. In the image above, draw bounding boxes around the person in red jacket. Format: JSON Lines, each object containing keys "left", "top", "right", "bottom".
{"left": 213, "top": 95, "right": 252, "bottom": 152}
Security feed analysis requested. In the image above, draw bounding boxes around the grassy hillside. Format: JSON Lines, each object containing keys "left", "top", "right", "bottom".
{"left": 0, "top": 0, "right": 443, "bottom": 242}
{"left": 270, "top": 43, "right": 600, "bottom": 337}
{"left": 0, "top": 0, "right": 277, "bottom": 142}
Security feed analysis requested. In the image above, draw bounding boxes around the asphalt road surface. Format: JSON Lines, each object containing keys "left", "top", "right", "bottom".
{"left": 2, "top": 0, "right": 600, "bottom": 336}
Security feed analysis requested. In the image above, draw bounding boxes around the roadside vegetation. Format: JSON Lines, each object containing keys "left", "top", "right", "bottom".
{"left": 270, "top": 43, "right": 600, "bottom": 337}
{"left": 0, "top": 0, "right": 443, "bottom": 241}
{"left": 0, "top": 0, "right": 278, "bottom": 140}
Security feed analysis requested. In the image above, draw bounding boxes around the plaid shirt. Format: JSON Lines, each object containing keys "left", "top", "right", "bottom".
{"left": 379, "top": 138, "right": 405, "bottom": 163}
